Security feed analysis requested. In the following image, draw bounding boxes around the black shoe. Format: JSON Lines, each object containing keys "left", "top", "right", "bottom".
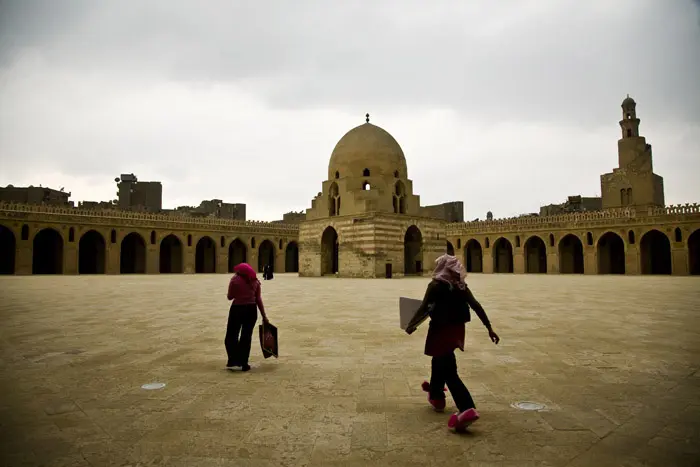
{"left": 241, "top": 364, "right": 251, "bottom": 372}
{"left": 226, "top": 361, "right": 237, "bottom": 368}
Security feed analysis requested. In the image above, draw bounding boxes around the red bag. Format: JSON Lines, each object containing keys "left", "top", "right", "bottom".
{"left": 258, "top": 322, "right": 278, "bottom": 359}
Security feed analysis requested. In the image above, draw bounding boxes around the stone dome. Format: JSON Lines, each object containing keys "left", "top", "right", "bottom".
{"left": 328, "top": 122, "right": 408, "bottom": 180}
{"left": 622, "top": 95, "right": 636, "bottom": 108}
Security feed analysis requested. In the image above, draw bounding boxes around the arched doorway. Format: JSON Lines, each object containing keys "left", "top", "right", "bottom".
{"left": 120, "top": 233, "right": 146, "bottom": 273}
{"left": 446, "top": 241, "right": 455, "bottom": 256}
{"left": 228, "top": 238, "right": 247, "bottom": 272}
{"left": 32, "top": 228, "right": 64, "bottom": 274}
{"left": 464, "top": 239, "right": 483, "bottom": 273}
{"left": 559, "top": 234, "right": 584, "bottom": 274}
{"left": 492, "top": 237, "right": 513, "bottom": 273}
{"left": 257, "top": 240, "right": 275, "bottom": 273}
{"left": 196, "top": 236, "right": 217, "bottom": 273}
{"left": 78, "top": 230, "right": 106, "bottom": 274}
{"left": 321, "top": 226, "right": 339, "bottom": 275}
{"left": 0, "top": 225, "right": 16, "bottom": 274}
{"left": 597, "top": 232, "right": 625, "bottom": 274}
{"left": 689, "top": 229, "right": 700, "bottom": 275}
{"left": 404, "top": 225, "right": 423, "bottom": 275}
{"left": 640, "top": 230, "right": 672, "bottom": 275}
{"left": 285, "top": 241, "right": 299, "bottom": 273}
{"left": 160, "top": 234, "right": 183, "bottom": 273}
{"left": 524, "top": 236, "right": 547, "bottom": 273}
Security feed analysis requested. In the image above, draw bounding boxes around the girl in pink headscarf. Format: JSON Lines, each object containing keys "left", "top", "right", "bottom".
{"left": 225, "top": 263, "right": 269, "bottom": 371}
{"left": 406, "top": 254, "right": 500, "bottom": 432}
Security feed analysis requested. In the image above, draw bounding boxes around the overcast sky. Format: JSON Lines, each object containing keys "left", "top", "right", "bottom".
{"left": 1, "top": 1, "right": 698, "bottom": 221}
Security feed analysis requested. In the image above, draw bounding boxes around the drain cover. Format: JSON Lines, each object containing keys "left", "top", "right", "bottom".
{"left": 511, "top": 401, "right": 546, "bottom": 411}
{"left": 141, "top": 383, "right": 166, "bottom": 390}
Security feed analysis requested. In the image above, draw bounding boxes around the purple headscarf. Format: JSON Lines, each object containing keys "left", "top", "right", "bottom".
{"left": 432, "top": 254, "right": 467, "bottom": 290}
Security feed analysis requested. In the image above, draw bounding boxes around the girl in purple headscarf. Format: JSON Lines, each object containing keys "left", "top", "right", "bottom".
{"left": 406, "top": 254, "right": 500, "bottom": 432}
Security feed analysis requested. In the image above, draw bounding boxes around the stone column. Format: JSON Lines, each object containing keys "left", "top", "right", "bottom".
{"left": 183, "top": 246, "right": 195, "bottom": 274}
{"left": 547, "top": 252, "right": 559, "bottom": 274}
{"left": 217, "top": 250, "right": 228, "bottom": 274}
{"left": 483, "top": 248, "right": 493, "bottom": 273}
{"left": 275, "top": 249, "right": 284, "bottom": 274}
{"left": 106, "top": 243, "right": 120, "bottom": 274}
{"left": 15, "top": 243, "right": 32, "bottom": 275}
{"left": 146, "top": 245, "right": 159, "bottom": 274}
{"left": 625, "top": 245, "right": 639, "bottom": 275}
{"left": 513, "top": 248, "right": 525, "bottom": 274}
{"left": 672, "top": 246, "right": 689, "bottom": 276}
{"left": 584, "top": 248, "right": 597, "bottom": 275}
{"left": 64, "top": 243, "right": 78, "bottom": 275}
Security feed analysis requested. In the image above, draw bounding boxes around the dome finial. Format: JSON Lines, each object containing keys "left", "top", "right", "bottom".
{"left": 366, "top": 113, "right": 370, "bottom": 123}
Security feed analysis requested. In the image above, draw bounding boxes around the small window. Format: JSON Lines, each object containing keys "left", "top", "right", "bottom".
{"left": 279, "top": 239, "right": 283, "bottom": 249}
{"left": 457, "top": 239, "right": 461, "bottom": 249}
{"left": 69, "top": 227, "right": 75, "bottom": 242}
{"left": 363, "top": 168, "right": 370, "bottom": 177}
{"left": 187, "top": 234, "right": 192, "bottom": 247}
{"left": 394, "top": 170, "right": 399, "bottom": 178}
{"left": 485, "top": 237, "right": 490, "bottom": 249}
{"left": 549, "top": 234, "right": 554, "bottom": 247}
{"left": 586, "top": 232, "right": 593, "bottom": 246}
{"left": 626, "top": 113, "right": 631, "bottom": 119}
{"left": 515, "top": 236, "right": 520, "bottom": 248}
{"left": 626, "top": 129, "right": 632, "bottom": 137}
{"left": 150, "top": 231, "right": 156, "bottom": 245}
{"left": 251, "top": 237, "right": 256, "bottom": 249}
{"left": 21, "top": 224, "right": 29, "bottom": 241}
{"left": 363, "top": 181, "right": 370, "bottom": 191}
{"left": 335, "top": 171, "right": 339, "bottom": 179}
{"left": 628, "top": 230, "right": 635, "bottom": 244}
{"left": 110, "top": 229, "right": 117, "bottom": 244}
{"left": 221, "top": 236, "right": 225, "bottom": 248}
{"left": 674, "top": 227, "right": 682, "bottom": 243}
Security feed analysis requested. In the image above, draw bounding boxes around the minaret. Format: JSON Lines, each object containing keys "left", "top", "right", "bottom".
{"left": 619, "top": 95, "right": 640, "bottom": 139}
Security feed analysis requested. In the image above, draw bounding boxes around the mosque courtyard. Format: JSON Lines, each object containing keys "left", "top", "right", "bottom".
{"left": 0, "top": 274, "right": 698, "bottom": 467}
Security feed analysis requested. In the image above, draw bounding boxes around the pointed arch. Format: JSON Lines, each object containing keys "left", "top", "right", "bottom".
{"left": 195, "top": 236, "right": 217, "bottom": 273}
{"left": 228, "top": 238, "right": 247, "bottom": 272}
{"left": 404, "top": 225, "right": 423, "bottom": 275}
{"left": 464, "top": 239, "right": 483, "bottom": 273}
{"left": 524, "top": 235, "right": 547, "bottom": 273}
{"left": 78, "top": 230, "right": 106, "bottom": 274}
{"left": 160, "top": 234, "right": 183, "bottom": 273}
{"left": 285, "top": 241, "right": 299, "bottom": 273}
{"left": 640, "top": 229, "right": 671, "bottom": 275}
{"left": 596, "top": 232, "right": 625, "bottom": 274}
{"left": 33, "top": 228, "right": 64, "bottom": 274}
{"left": 492, "top": 237, "right": 513, "bottom": 273}
{"left": 258, "top": 240, "right": 275, "bottom": 273}
{"left": 321, "top": 226, "right": 339, "bottom": 275}
{"left": 120, "top": 232, "right": 146, "bottom": 274}
{"left": 0, "top": 225, "right": 16, "bottom": 274}
{"left": 558, "top": 234, "right": 584, "bottom": 274}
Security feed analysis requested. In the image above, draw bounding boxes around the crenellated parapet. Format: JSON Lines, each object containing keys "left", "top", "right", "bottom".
{"left": 445, "top": 204, "right": 700, "bottom": 235}
{"left": 0, "top": 202, "right": 300, "bottom": 235}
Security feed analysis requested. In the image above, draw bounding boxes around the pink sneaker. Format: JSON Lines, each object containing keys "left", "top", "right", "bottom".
{"left": 447, "top": 408, "right": 480, "bottom": 432}
{"left": 421, "top": 381, "right": 447, "bottom": 412}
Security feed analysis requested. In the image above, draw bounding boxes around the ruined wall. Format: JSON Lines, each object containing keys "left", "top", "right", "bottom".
{"left": 420, "top": 201, "right": 464, "bottom": 222}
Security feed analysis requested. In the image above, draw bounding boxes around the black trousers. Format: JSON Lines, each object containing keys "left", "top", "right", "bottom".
{"left": 429, "top": 351, "right": 476, "bottom": 412}
{"left": 224, "top": 304, "right": 258, "bottom": 365}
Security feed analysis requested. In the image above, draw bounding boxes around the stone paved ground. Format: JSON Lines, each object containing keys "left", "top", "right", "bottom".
{"left": 0, "top": 274, "right": 699, "bottom": 467}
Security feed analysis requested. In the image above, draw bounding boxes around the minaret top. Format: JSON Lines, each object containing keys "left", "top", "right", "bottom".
{"left": 365, "top": 113, "right": 370, "bottom": 123}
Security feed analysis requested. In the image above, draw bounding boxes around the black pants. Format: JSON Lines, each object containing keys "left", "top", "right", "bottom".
{"left": 224, "top": 304, "right": 258, "bottom": 366}
{"left": 429, "top": 351, "right": 476, "bottom": 412}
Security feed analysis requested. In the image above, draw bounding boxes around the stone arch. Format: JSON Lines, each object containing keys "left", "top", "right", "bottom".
{"left": 596, "top": 231, "right": 625, "bottom": 274}
{"left": 195, "top": 236, "right": 217, "bottom": 273}
{"left": 404, "top": 225, "right": 423, "bottom": 275}
{"left": 688, "top": 229, "right": 700, "bottom": 275}
{"left": 0, "top": 225, "right": 16, "bottom": 274}
{"left": 492, "top": 237, "right": 513, "bottom": 273}
{"left": 321, "top": 226, "right": 339, "bottom": 275}
{"left": 640, "top": 229, "right": 672, "bottom": 275}
{"left": 160, "top": 234, "right": 183, "bottom": 273}
{"left": 257, "top": 240, "right": 275, "bottom": 273}
{"left": 33, "top": 228, "right": 64, "bottom": 274}
{"left": 120, "top": 232, "right": 146, "bottom": 274}
{"left": 228, "top": 238, "right": 247, "bottom": 272}
{"left": 446, "top": 241, "right": 455, "bottom": 256}
{"left": 285, "top": 241, "right": 299, "bottom": 273}
{"left": 558, "top": 234, "right": 584, "bottom": 274}
{"left": 78, "top": 230, "right": 106, "bottom": 274}
{"left": 464, "top": 239, "right": 483, "bottom": 273}
{"left": 524, "top": 235, "right": 547, "bottom": 273}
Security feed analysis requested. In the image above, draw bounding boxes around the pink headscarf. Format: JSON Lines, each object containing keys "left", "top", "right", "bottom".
{"left": 233, "top": 263, "right": 258, "bottom": 283}
{"left": 432, "top": 254, "right": 467, "bottom": 290}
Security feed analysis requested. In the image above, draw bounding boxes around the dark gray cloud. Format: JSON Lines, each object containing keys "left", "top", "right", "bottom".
{"left": 0, "top": 1, "right": 698, "bottom": 220}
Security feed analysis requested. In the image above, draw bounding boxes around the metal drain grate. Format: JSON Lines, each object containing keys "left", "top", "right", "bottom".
{"left": 511, "top": 401, "right": 546, "bottom": 411}
{"left": 141, "top": 383, "right": 166, "bottom": 390}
